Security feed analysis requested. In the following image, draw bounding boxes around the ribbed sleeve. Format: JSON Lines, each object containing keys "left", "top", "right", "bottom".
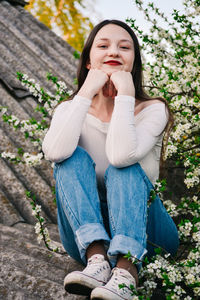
{"left": 42, "top": 95, "right": 91, "bottom": 162}
{"left": 105, "top": 95, "right": 168, "bottom": 167}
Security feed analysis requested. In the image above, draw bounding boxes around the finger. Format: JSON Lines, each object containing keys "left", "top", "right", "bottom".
{"left": 109, "top": 80, "right": 117, "bottom": 98}
{"left": 110, "top": 82, "right": 115, "bottom": 98}
{"left": 102, "top": 82, "right": 109, "bottom": 97}
{"left": 112, "top": 86, "right": 117, "bottom": 99}
{"left": 108, "top": 80, "right": 113, "bottom": 97}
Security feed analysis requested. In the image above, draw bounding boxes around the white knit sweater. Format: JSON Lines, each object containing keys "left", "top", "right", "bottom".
{"left": 42, "top": 95, "right": 168, "bottom": 186}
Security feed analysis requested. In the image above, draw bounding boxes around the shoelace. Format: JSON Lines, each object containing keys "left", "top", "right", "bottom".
{"left": 88, "top": 255, "right": 103, "bottom": 265}
{"left": 84, "top": 255, "right": 110, "bottom": 278}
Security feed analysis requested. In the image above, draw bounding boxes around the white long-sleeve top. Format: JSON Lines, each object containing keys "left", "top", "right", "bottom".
{"left": 42, "top": 95, "right": 168, "bottom": 186}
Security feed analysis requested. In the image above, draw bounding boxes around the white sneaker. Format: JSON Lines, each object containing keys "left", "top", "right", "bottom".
{"left": 64, "top": 254, "right": 111, "bottom": 296}
{"left": 91, "top": 267, "right": 136, "bottom": 300}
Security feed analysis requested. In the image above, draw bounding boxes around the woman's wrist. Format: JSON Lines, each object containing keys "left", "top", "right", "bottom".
{"left": 117, "top": 88, "right": 135, "bottom": 97}
{"left": 77, "top": 87, "right": 95, "bottom": 100}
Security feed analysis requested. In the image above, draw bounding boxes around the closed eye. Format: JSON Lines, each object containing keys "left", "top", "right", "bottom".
{"left": 98, "top": 45, "right": 108, "bottom": 48}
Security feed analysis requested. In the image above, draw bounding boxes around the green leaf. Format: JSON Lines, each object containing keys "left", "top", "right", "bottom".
{"left": 73, "top": 50, "right": 80, "bottom": 59}
{"left": 26, "top": 191, "right": 32, "bottom": 198}
{"left": 73, "top": 78, "right": 78, "bottom": 85}
{"left": 24, "top": 131, "right": 29, "bottom": 139}
{"left": 17, "top": 148, "right": 24, "bottom": 155}
{"left": 118, "top": 283, "right": 126, "bottom": 289}
{"left": 154, "top": 247, "right": 162, "bottom": 254}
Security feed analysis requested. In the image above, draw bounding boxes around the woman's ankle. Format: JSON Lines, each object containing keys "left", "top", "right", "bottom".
{"left": 86, "top": 241, "right": 108, "bottom": 261}
{"left": 116, "top": 255, "right": 139, "bottom": 286}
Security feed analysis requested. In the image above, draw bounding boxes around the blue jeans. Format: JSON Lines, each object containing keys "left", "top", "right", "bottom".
{"left": 54, "top": 146, "right": 179, "bottom": 268}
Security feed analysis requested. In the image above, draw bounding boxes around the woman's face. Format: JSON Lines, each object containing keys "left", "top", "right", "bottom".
{"left": 87, "top": 24, "right": 135, "bottom": 76}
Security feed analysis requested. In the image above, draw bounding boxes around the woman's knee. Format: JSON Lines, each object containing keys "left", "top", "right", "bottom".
{"left": 63, "top": 146, "right": 94, "bottom": 166}
{"left": 105, "top": 162, "right": 146, "bottom": 182}
{"left": 54, "top": 146, "right": 95, "bottom": 179}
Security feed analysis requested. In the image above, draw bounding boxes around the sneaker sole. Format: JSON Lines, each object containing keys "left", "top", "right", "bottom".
{"left": 91, "top": 286, "right": 127, "bottom": 300}
{"left": 64, "top": 273, "right": 106, "bottom": 296}
{"left": 65, "top": 282, "right": 92, "bottom": 296}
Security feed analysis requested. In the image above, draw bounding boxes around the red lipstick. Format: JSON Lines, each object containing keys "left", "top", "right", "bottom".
{"left": 104, "top": 60, "right": 122, "bottom": 66}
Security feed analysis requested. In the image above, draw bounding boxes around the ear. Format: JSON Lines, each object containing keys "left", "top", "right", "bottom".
{"left": 86, "top": 60, "right": 91, "bottom": 69}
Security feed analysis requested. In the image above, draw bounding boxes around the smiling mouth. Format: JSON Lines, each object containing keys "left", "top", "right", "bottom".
{"left": 104, "top": 61, "right": 122, "bottom": 66}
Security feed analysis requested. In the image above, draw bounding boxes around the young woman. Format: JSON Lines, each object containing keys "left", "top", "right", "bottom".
{"left": 42, "top": 20, "right": 179, "bottom": 300}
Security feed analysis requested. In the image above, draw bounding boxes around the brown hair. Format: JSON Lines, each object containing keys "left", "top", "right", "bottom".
{"left": 68, "top": 19, "right": 174, "bottom": 176}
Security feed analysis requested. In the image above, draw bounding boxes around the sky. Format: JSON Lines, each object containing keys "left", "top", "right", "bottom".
{"left": 91, "top": 0, "right": 185, "bottom": 33}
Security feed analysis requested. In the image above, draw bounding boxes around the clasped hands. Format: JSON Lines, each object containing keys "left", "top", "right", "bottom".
{"left": 78, "top": 69, "right": 135, "bottom": 100}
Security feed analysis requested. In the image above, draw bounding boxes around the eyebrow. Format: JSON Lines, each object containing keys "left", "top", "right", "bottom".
{"left": 96, "top": 38, "right": 133, "bottom": 44}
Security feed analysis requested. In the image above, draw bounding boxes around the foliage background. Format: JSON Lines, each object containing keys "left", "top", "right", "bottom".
{"left": 25, "top": 0, "right": 94, "bottom": 51}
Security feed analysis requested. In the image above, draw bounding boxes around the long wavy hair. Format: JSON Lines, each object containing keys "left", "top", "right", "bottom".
{"left": 67, "top": 19, "right": 174, "bottom": 176}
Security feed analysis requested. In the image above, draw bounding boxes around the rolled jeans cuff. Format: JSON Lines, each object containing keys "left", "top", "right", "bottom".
{"left": 107, "top": 234, "right": 147, "bottom": 270}
{"left": 75, "top": 223, "right": 110, "bottom": 264}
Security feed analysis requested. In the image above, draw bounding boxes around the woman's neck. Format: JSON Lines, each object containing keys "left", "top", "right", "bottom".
{"left": 88, "top": 91, "right": 114, "bottom": 122}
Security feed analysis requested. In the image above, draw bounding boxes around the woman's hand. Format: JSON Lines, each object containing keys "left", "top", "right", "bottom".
{"left": 110, "top": 71, "right": 135, "bottom": 97}
{"left": 77, "top": 69, "right": 135, "bottom": 100}
{"left": 102, "top": 71, "right": 135, "bottom": 99}
{"left": 77, "top": 69, "right": 109, "bottom": 99}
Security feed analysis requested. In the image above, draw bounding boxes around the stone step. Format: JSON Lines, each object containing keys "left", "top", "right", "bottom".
{"left": 0, "top": 223, "right": 87, "bottom": 300}
{"left": 1, "top": 222, "right": 59, "bottom": 243}
{"left": 0, "top": 159, "right": 36, "bottom": 224}
{"left": 0, "top": 259, "right": 87, "bottom": 300}
{"left": 0, "top": 189, "right": 22, "bottom": 226}
{"left": 1, "top": 223, "right": 82, "bottom": 273}
{"left": 0, "top": 124, "right": 57, "bottom": 224}
{"left": 1, "top": 246, "right": 67, "bottom": 285}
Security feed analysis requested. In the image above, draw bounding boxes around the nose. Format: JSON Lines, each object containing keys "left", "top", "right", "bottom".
{"left": 107, "top": 44, "right": 119, "bottom": 57}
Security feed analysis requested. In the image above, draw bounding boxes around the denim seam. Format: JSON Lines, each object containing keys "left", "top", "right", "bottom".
{"left": 136, "top": 165, "right": 152, "bottom": 247}
{"left": 56, "top": 153, "right": 103, "bottom": 232}
{"left": 57, "top": 165, "right": 81, "bottom": 231}
{"left": 107, "top": 202, "right": 116, "bottom": 234}
{"left": 104, "top": 166, "right": 116, "bottom": 234}
{"left": 141, "top": 185, "right": 148, "bottom": 246}
{"left": 105, "top": 164, "right": 148, "bottom": 249}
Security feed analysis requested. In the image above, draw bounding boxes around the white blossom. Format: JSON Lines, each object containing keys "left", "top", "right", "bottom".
{"left": 163, "top": 200, "right": 178, "bottom": 217}
{"left": 1, "top": 151, "right": 17, "bottom": 160}
{"left": 23, "top": 152, "right": 43, "bottom": 166}
{"left": 0, "top": 107, "right": 7, "bottom": 115}
{"left": 22, "top": 74, "right": 28, "bottom": 80}
{"left": 34, "top": 222, "right": 41, "bottom": 235}
{"left": 37, "top": 234, "right": 43, "bottom": 244}
{"left": 32, "top": 204, "right": 42, "bottom": 216}
{"left": 179, "top": 221, "right": 193, "bottom": 238}
{"left": 174, "top": 285, "right": 186, "bottom": 296}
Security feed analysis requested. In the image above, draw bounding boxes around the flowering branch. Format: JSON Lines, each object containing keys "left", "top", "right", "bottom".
{"left": 26, "top": 190, "right": 66, "bottom": 255}
{"left": 1, "top": 72, "right": 73, "bottom": 251}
